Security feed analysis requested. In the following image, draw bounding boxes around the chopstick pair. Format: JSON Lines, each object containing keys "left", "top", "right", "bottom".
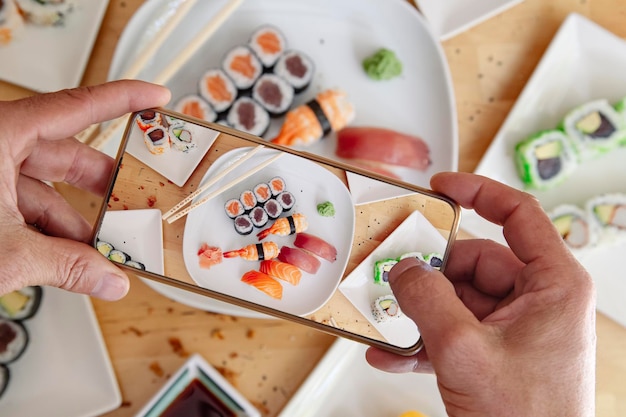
{"left": 83, "top": 0, "right": 244, "bottom": 150}
{"left": 162, "top": 146, "right": 284, "bottom": 224}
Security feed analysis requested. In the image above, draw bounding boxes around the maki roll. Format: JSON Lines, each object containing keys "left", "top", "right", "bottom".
{"left": 274, "top": 49, "right": 315, "bottom": 93}
{"left": 0, "top": 286, "right": 43, "bottom": 320}
{"left": 423, "top": 253, "right": 444, "bottom": 269}
{"left": 168, "top": 125, "right": 196, "bottom": 153}
{"left": 0, "top": 0, "right": 24, "bottom": 45}
{"left": 174, "top": 94, "right": 217, "bottom": 123}
{"left": 124, "top": 260, "right": 146, "bottom": 271}
{"left": 233, "top": 214, "right": 253, "bottom": 235}
{"left": 227, "top": 97, "right": 270, "bottom": 137}
{"left": 0, "top": 319, "right": 28, "bottom": 365}
{"left": 252, "top": 73, "right": 294, "bottom": 117}
{"left": 549, "top": 204, "right": 596, "bottom": 252}
{"left": 198, "top": 68, "right": 238, "bottom": 116}
{"left": 135, "top": 109, "right": 162, "bottom": 132}
{"left": 398, "top": 251, "right": 424, "bottom": 262}
{"left": 268, "top": 176, "right": 286, "bottom": 196}
{"left": 586, "top": 193, "right": 626, "bottom": 241}
{"left": 248, "top": 25, "right": 287, "bottom": 70}
{"left": 253, "top": 183, "right": 272, "bottom": 205}
{"left": 239, "top": 189, "right": 257, "bottom": 212}
{"left": 0, "top": 364, "right": 9, "bottom": 399}
{"left": 222, "top": 45, "right": 263, "bottom": 93}
{"left": 560, "top": 99, "right": 626, "bottom": 158}
{"left": 108, "top": 249, "right": 130, "bottom": 264}
{"left": 263, "top": 199, "right": 283, "bottom": 220}
{"left": 373, "top": 258, "right": 398, "bottom": 286}
{"left": 143, "top": 125, "right": 170, "bottom": 155}
{"left": 514, "top": 129, "right": 578, "bottom": 190}
{"left": 224, "top": 198, "right": 245, "bottom": 219}
{"left": 249, "top": 206, "right": 269, "bottom": 228}
{"left": 276, "top": 191, "right": 295, "bottom": 211}
{"left": 371, "top": 295, "right": 402, "bottom": 323}
{"left": 15, "top": 0, "right": 74, "bottom": 26}
{"left": 96, "top": 240, "right": 114, "bottom": 258}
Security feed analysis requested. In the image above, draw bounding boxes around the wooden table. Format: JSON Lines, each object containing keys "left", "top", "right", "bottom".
{"left": 2, "top": 1, "right": 626, "bottom": 416}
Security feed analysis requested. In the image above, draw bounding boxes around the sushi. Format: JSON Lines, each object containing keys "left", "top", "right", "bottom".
{"left": 0, "top": 286, "right": 43, "bottom": 320}
{"left": 0, "top": 0, "right": 24, "bottom": 45}
{"left": 174, "top": 94, "right": 217, "bottom": 123}
{"left": 224, "top": 198, "right": 245, "bottom": 219}
{"left": 253, "top": 183, "right": 272, "bottom": 205}
{"left": 268, "top": 176, "right": 286, "bottom": 196}
{"left": 198, "top": 68, "right": 238, "bottom": 115}
{"left": 222, "top": 45, "right": 263, "bottom": 92}
{"left": 226, "top": 97, "right": 270, "bottom": 137}
{"left": 15, "top": 0, "right": 75, "bottom": 26}
{"left": 514, "top": 129, "right": 578, "bottom": 190}
{"left": 233, "top": 214, "right": 254, "bottom": 235}
{"left": 423, "top": 253, "right": 443, "bottom": 269}
{"left": 249, "top": 206, "right": 269, "bottom": 228}
{"left": 241, "top": 270, "right": 283, "bottom": 300}
{"left": 373, "top": 258, "right": 397, "bottom": 286}
{"left": 275, "top": 191, "right": 295, "bottom": 211}
{"left": 108, "top": 249, "right": 130, "bottom": 264}
{"left": 239, "top": 189, "right": 257, "bottom": 212}
{"left": 271, "top": 89, "right": 355, "bottom": 147}
{"left": 256, "top": 213, "right": 308, "bottom": 240}
{"left": 252, "top": 73, "right": 294, "bottom": 117}
{"left": 263, "top": 199, "right": 283, "bottom": 219}
{"left": 293, "top": 232, "right": 337, "bottom": 263}
{"left": 274, "top": 49, "right": 315, "bottom": 93}
{"left": 277, "top": 246, "right": 321, "bottom": 275}
{"left": 143, "top": 125, "right": 170, "bottom": 155}
{"left": 124, "top": 260, "right": 146, "bottom": 271}
{"left": 548, "top": 204, "right": 596, "bottom": 252}
{"left": 371, "top": 295, "right": 403, "bottom": 323}
{"left": 168, "top": 125, "right": 196, "bottom": 153}
{"left": 0, "top": 319, "right": 29, "bottom": 365}
{"left": 586, "top": 193, "right": 626, "bottom": 242}
{"left": 135, "top": 109, "right": 162, "bottom": 132}
{"left": 248, "top": 25, "right": 287, "bottom": 70}
{"left": 259, "top": 259, "right": 302, "bottom": 286}
{"left": 223, "top": 241, "right": 280, "bottom": 261}
{"left": 96, "top": 240, "right": 114, "bottom": 258}
{"left": 560, "top": 99, "right": 626, "bottom": 159}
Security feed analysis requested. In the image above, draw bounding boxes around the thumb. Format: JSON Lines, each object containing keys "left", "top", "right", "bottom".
{"left": 6, "top": 229, "right": 129, "bottom": 300}
{"left": 389, "top": 257, "right": 480, "bottom": 354}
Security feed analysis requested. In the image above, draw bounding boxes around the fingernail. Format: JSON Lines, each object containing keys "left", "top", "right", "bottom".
{"left": 91, "top": 273, "right": 129, "bottom": 301}
{"left": 389, "top": 257, "right": 432, "bottom": 283}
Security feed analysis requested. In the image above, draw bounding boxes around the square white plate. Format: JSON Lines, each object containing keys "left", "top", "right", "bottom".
{"left": 415, "top": 0, "right": 524, "bottom": 40}
{"left": 339, "top": 210, "right": 448, "bottom": 348}
{"left": 278, "top": 338, "right": 446, "bottom": 417}
{"left": 462, "top": 13, "right": 626, "bottom": 327}
{"left": 0, "top": 288, "right": 121, "bottom": 417}
{"left": 0, "top": 0, "right": 110, "bottom": 92}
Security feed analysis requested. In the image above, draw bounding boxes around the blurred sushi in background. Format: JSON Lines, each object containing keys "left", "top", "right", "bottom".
{"left": 222, "top": 45, "right": 263, "bottom": 93}
{"left": 15, "top": 0, "right": 75, "bottom": 26}
{"left": 248, "top": 25, "right": 287, "bottom": 70}
{"left": 252, "top": 73, "right": 294, "bottom": 117}
{"left": 0, "top": 0, "right": 24, "bottom": 45}
{"left": 274, "top": 49, "right": 315, "bottom": 93}
{"left": 0, "top": 286, "right": 42, "bottom": 320}
{"left": 198, "top": 68, "right": 238, "bottom": 116}
{"left": 174, "top": 94, "right": 217, "bottom": 123}
{"left": 548, "top": 204, "right": 597, "bottom": 253}
{"left": 227, "top": 96, "right": 270, "bottom": 137}
{"left": 0, "top": 318, "right": 29, "bottom": 365}
{"left": 586, "top": 193, "right": 626, "bottom": 242}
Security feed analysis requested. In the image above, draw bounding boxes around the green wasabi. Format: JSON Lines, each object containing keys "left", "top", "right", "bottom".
{"left": 362, "top": 48, "right": 403, "bottom": 80}
{"left": 317, "top": 201, "right": 335, "bottom": 217}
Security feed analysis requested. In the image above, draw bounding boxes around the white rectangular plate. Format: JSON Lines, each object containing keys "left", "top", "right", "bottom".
{"left": 463, "top": 13, "right": 626, "bottom": 328}
{"left": 0, "top": 288, "right": 121, "bottom": 417}
{"left": 0, "top": 0, "right": 110, "bottom": 92}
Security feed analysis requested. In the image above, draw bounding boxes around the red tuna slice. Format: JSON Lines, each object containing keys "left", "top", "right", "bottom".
{"left": 293, "top": 232, "right": 337, "bottom": 262}
{"left": 335, "top": 126, "right": 431, "bottom": 171}
{"left": 278, "top": 246, "right": 321, "bottom": 274}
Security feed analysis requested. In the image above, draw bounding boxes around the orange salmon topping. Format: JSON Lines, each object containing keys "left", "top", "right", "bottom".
{"left": 256, "top": 31, "right": 281, "bottom": 54}
{"left": 230, "top": 54, "right": 256, "bottom": 78}
{"left": 205, "top": 75, "right": 233, "bottom": 102}
{"left": 182, "top": 101, "right": 204, "bottom": 119}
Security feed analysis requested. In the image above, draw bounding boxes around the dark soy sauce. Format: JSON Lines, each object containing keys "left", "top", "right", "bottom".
{"left": 161, "top": 378, "right": 237, "bottom": 417}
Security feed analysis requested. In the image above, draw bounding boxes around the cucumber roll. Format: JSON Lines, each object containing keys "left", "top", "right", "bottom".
{"left": 371, "top": 294, "right": 403, "bottom": 323}
{"left": 373, "top": 258, "right": 398, "bottom": 286}
{"left": 0, "top": 0, "right": 25, "bottom": 45}
{"left": 560, "top": 99, "right": 626, "bottom": 158}
{"left": 0, "top": 319, "right": 28, "bottom": 365}
{"left": 0, "top": 364, "right": 9, "bottom": 399}
{"left": 0, "top": 286, "right": 43, "bottom": 320}
{"left": 15, "top": 0, "right": 74, "bottom": 26}
{"left": 586, "top": 193, "right": 626, "bottom": 243}
{"left": 108, "top": 249, "right": 130, "bottom": 264}
{"left": 514, "top": 129, "right": 578, "bottom": 190}
{"left": 548, "top": 204, "right": 596, "bottom": 253}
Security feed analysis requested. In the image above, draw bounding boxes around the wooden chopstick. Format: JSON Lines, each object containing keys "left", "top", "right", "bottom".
{"left": 161, "top": 144, "right": 265, "bottom": 221}
{"left": 89, "top": 0, "right": 244, "bottom": 150}
{"left": 166, "top": 152, "right": 285, "bottom": 224}
{"left": 77, "top": 0, "right": 199, "bottom": 145}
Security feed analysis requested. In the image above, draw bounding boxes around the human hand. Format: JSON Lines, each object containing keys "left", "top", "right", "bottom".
{"left": 366, "top": 172, "right": 596, "bottom": 417}
{"left": 0, "top": 80, "right": 170, "bottom": 300}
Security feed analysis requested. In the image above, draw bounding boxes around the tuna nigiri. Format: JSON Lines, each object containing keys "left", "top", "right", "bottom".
{"left": 241, "top": 270, "right": 283, "bottom": 299}
{"left": 271, "top": 89, "right": 355, "bottom": 147}
{"left": 278, "top": 246, "right": 321, "bottom": 274}
{"left": 257, "top": 213, "right": 308, "bottom": 240}
{"left": 336, "top": 126, "right": 431, "bottom": 171}
{"left": 259, "top": 259, "right": 302, "bottom": 286}
{"left": 293, "top": 232, "right": 337, "bottom": 263}
{"left": 223, "top": 241, "right": 279, "bottom": 261}
{"left": 197, "top": 243, "right": 223, "bottom": 269}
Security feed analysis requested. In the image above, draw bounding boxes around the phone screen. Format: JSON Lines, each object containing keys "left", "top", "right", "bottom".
{"left": 93, "top": 109, "right": 460, "bottom": 355}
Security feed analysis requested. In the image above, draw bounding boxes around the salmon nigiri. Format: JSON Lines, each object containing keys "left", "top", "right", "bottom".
{"left": 241, "top": 270, "right": 283, "bottom": 299}
{"left": 259, "top": 259, "right": 302, "bottom": 286}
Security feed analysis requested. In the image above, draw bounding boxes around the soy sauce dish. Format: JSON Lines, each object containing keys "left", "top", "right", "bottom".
{"left": 135, "top": 354, "right": 260, "bottom": 417}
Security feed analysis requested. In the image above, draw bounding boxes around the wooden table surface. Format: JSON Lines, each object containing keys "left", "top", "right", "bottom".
{"left": 2, "top": 0, "right": 626, "bottom": 416}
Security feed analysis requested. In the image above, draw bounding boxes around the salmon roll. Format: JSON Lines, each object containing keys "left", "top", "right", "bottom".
{"left": 274, "top": 49, "right": 315, "bottom": 93}
{"left": 198, "top": 68, "right": 237, "bottom": 116}
{"left": 222, "top": 45, "right": 263, "bottom": 93}
{"left": 239, "top": 189, "right": 257, "bottom": 211}
{"left": 252, "top": 73, "right": 294, "bottom": 117}
{"left": 248, "top": 25, "right": 287, "bottom": 70}
{"left": 268, "top": 176, "right": 286, "bottom": 196}
{"left": 227, "top": 97, "right": 270, "bottom": 137}
{"left": 224, "top": 198, "right": 245, "bottom": 219}
{"left": 253, "top": 183, "right": 272, "bottom": 204}
{"left": 174, "top": 94, "right": 217, "bottom": 123}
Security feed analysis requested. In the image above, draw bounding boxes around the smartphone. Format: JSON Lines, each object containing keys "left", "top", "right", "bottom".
{"left": 92, "top": 108, "right": 461, "bottom": 356}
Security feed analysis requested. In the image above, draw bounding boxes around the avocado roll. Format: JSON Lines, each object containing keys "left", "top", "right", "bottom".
{"left": 0, "top": 286, "right": 43, "bottom": 320}
{"left": 97, "top": 240, "right": 114, "bottom": 258}
{"left": 373, "top": 258, "right": 397, "bottom": 286}
{"left": 514, "top": 129, "right": 578, "bottom": 190}
{"left": 371, "top": 294, "right": 402, "bottom": 323}
{"left": 0, "top": 319, "right": 29, "bottom": 365}
{"left": 560, "top": 99, "right": 626, "bottom": 158}
{"left": 549, "top": 204, "right": 596, "bottom": 253}
{"left": 168, "top": 125, "right": 196, "bottom": 153}
{"left": 108, "top": 249, "right": 130, "bottom": 264}
{"left": 586, "top": 193, "right": 626, "bottom": 243}
{"left": 0, "top": 364, "right": 9, "bottom": 399}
